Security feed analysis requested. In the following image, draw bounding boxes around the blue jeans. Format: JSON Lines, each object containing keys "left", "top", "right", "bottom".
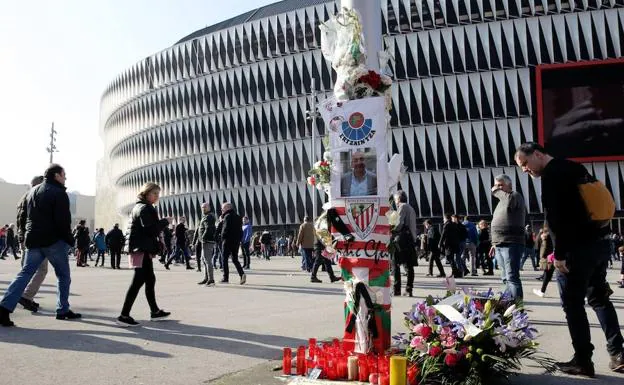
{"left": 0, "top": 240, "right": 71, "bottom": 314}
{"left": 557, "top": 239, "right": 624, "bottom": 360}
{"left": 301, "top": 248, "right": 313, "bottom": 271}
{"left": 494, "top": 243, "right": 524, "bottom": 300}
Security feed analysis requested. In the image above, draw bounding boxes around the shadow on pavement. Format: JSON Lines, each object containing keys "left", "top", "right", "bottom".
{"left": 513, "top": 372, "right": 623, "bottom": 384}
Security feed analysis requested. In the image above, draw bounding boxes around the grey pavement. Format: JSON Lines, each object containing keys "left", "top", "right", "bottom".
{"left": 0, "top": 255, "right": 623, "bottom": 385}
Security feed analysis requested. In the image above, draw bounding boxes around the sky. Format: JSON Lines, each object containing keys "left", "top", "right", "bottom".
{"left": 0, "top": 0, "right": 279, "bottom": 195}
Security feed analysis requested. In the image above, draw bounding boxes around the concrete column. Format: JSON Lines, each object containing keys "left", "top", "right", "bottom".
{"left": 341, "top": 0, "right": 383, "bottom": 71}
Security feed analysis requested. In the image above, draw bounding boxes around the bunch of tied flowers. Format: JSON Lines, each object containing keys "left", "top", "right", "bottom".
{"left": 307, "top": 155, "right": 332, "bottom": 191}
{"left": 394, "top": 290, "right": 555, "bottom": 385}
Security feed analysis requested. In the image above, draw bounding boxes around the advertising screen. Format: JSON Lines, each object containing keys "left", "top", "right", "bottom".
{"left": 536, "top": 59, "right": 624, "bottom": 162}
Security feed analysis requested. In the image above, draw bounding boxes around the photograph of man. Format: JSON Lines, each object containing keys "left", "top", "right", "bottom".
{"left": 340, "top": 150, "right": 377, "bottom": 197}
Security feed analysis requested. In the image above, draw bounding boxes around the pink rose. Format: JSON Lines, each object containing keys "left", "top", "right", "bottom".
{"left": 424, "top": 307, "right": 437, "bottom": 319}
{"left": 410, "top": 336, "right": 426, "bottom": 350}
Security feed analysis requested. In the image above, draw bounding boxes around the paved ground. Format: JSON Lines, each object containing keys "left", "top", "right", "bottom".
{"left": 0, "top": 255, "right": 623, "bottom": 385}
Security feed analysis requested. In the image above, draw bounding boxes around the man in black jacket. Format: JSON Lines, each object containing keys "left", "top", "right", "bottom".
{"left": 165, "top": 217, "right": 192, "bottom": 270}
{"left": 220, "top": 202, "right": 245, "bottom": 284}
{"left": 424, "top": 220, "right": 445, "bottom": 277}
{"left": 106, "top": 224, "right": 125, "bottom": 269}
{"left": 0, "top": 164, "right": 81, "bottom": 327}
{"left": 16, "top": 175, "right": 45, "bottom": 312}
{"left": 515, "top": 142, "right": 624, "bottom": 375}
{"left": 1, "top": 224, "right": 19, "bottom": 260}
{"left": 439, "top": 214, "right": 463, "bottom": 278}
{"left": 194, "top": 203, "right": 216, "bottom": 286}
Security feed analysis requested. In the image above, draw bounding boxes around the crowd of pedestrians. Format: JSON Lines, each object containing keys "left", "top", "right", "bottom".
{"left": 1, "top": 142, "right": 623, "bottom": 376}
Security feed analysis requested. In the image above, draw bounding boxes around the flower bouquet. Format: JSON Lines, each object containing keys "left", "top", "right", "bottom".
{"left": 307, "top": 155, "right": 332, "bottom": 192}
{"left": 395, "top": 290, "right": 556, "bottom": 385}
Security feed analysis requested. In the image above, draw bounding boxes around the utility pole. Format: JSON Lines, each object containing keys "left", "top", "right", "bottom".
{"left": 306, "top": 79, "right": 321, "bottom": 219}
{"left": 46, "top": 122, "right": 58, "bottom": 164}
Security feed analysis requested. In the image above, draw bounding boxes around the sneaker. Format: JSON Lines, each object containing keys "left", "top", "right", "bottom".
{"left": 205, "top": 280, "right": 215, "bottom": 287}
{"left": 197, "top": 279, "right": 208, "bottom": 285}
{"left": 311, "top": 277, "right": 322, "bottom": 283}
{"left": 219, "top": 279, "right": 229, "bottom": 283}
{"left": 56, "top": 310, "right": 82, "bottom": 320}
{"left": 0, "top": 307, "right": 14, "bottom": 327}
{"left": 18, "top": 297, "right": 39, "bottom": 312}
{"left": 556, "top": 357, "right": 595, "bottom": 377}
{"left": 116, "top": 315, "right": 140, "bottom": 327}
{"left": 403, "top": 291, "right": 413, "bottom": 297}
{"left": 610, "top": 352, "right": 624, "bottom": 373}
{"left": 240, "top": 273, "right": 246, "bottom": 285}
{"left": 533, "top": 288, "right": 545, "bottom": 298}
{"left": 330, "top": 276, "right": 342, "bottom": 283}
{"left": 150, "top": 309, "right": 171, "bottom": 321}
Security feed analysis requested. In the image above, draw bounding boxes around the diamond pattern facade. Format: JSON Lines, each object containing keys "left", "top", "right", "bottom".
{"left": 99, "top": 0, "right": 624, "bottom": 229}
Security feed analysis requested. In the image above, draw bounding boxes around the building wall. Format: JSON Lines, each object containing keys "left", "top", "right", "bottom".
{"left": 99, "top": 0, "right": 624, "bottom": 230}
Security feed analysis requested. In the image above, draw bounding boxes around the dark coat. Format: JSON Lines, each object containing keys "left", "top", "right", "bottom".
{"left": 195, "top": 213, "right": 216, "bottom": 244}
{"left": 426, "top": 226, "right": 441, "bottom": 253}
{"left": 439, "top": 221, "right": 461, "bottom": 254}
{"left": 128, "top": 200, "right": 169, "bottom": 254}
{"left": 221, "top": 209, "right": 242, "bottom": 250}
{"left": 16, "top": 191, "right": 29, "bottom": 243}
{"left": 175, "top": 223, "right": 187, "bottom": 247}
{"left": 74, "top": 225, "right": 90, "bottom": 249}
{"left": 24, "top": 179, "right": 74, "bottom": 249}
{"left": 105, "top": 227, "right": 125, "bottom": 249}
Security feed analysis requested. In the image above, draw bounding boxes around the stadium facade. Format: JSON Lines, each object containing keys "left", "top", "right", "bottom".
{"left": 98, "top": 0, "right": 624, "bottom": 230}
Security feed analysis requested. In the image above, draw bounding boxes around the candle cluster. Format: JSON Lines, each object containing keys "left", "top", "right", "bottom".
{"left": 283, "top": 338, "right": 418, "bottom": 385}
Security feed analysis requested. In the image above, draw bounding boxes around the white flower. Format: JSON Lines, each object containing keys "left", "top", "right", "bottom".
{"left": 313, "top": 161, "right": 322, "bottom": 168}
{"left": 385, "top": 210, "right": 399, "bottom": 226}
{"left": 323, "top": 151, "right": 332, "bottom": 161}
{"left": 503, "top": 304, "right": 516, "bottom": 318}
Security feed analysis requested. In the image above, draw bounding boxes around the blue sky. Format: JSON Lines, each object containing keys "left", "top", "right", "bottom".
{"left": 0, "top": 0, "right": 278, "bottom": 195}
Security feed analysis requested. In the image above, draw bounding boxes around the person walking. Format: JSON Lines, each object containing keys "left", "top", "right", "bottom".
{"left": 477, "top": 220, "right": 494, "bottom": 276}
{"left": 521, "top": 225, "right": 537, "bottom": 271}
{"left": 15, "top": 175, "right": 46, "bottom": 312}
{"left": 93, "top": 228, "right": 107, "bottom": 267}
{"left": 489, "top": 174, "right": 526, "bottom": 301}
{"left": 424, "top": 220, "right": 445, "bottom": 277}
{"left": 195, "top": 203, "right": 216, "bottom": 286}
{"left": 462, "top": 217, "right": 479, "bottom": 276}
{"left": 73, "top": 220, "right": 90, "bottom": 267}
{"left": 296, "top": 217, "right": 315, "bottom": 272}
{"left": 515, "top": 142, "right": 624, "bottom": 375}
{"left": 106, "top": 224, "right": 125, "bottom": 269}
{"left": 165, "top": 217, "right": 192, "bottom": 270}
{"left": 241, "top": 216, "right": 252, "bottom": 269}
{"left": 439, "top": 214, "right": 462, "bottom": 277}
{"left": 260, "top": 231, "right": 272, "bottom": 261}
{"left": 219, "top": 202, "right": 246, "bottom": 284}
{"left": 533, "top": 224, "right": 554, "bottom": 297}
{"left": 1, "top": 224, "right": 20, "bottom": 260}
{"left": 310, "top": 237, "right": 341, "bottom": 283}
{"left": 116, "top": 182, "right": 171, "bottom": 327}
{"left": 0, "top": 164, "right": 81, "bottom": 327}
{"left": 391, "top": 190, "right": 418, "bottom": 297}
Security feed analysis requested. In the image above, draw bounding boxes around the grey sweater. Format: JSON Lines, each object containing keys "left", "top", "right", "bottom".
{"left": 490, "top": 189, "right": 526, "bottom": 245}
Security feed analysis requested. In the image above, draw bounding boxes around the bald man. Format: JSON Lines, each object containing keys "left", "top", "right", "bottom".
{"left": 340, "top": 151, "right": 377, "bottom": 197}
{"left": 194, "top": 203, "right": 216, "bottom": 286}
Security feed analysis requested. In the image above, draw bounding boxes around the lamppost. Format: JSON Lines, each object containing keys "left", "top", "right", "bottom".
{"left": 306, "top": 79, "right": 321, "bottom": 220}
{"left": 46, "top": 122, "right": 58, "bottom": 164}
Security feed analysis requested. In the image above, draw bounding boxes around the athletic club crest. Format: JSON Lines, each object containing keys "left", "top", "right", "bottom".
{"left": 345, "top": 198, "right": 380, "bottom": 239}
{"left": 339, "top": 112, "right": 376, "bottom": 146}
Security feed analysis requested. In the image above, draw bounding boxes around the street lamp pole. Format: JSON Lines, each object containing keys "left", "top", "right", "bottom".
{"left": 306, "top": 79, "right": 321, "bottom": 220}
{"left": 46, "top": 122, "right": 58, "bottom": 164}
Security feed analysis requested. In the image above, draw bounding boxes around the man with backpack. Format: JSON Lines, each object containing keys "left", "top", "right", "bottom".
{"left": 515, "top": 142, "right": 623, "bottom": 376}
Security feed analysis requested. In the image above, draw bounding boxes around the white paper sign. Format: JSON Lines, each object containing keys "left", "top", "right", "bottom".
{"left": 433, "top": 294, "right": 483, "bottom": 337}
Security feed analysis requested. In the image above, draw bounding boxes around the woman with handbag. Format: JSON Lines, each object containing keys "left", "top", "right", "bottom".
{"left": 116, "top": 182, "right": 171, "bottom": 327}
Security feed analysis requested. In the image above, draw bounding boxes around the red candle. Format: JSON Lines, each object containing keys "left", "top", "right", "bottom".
{"left": 379, "top": 373, "right": 390, "bottom": 385}
{"left": 358, "top": 358, "right": 369, "bottom": 382}
{"left": 296, "top": 346, "right": 306, "bottom": 376}
{"left": 308, "top": 338, "right": 317, "bottom": 359}
{"left": 282, "top": 348, "right": 292, "bottom": 375}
